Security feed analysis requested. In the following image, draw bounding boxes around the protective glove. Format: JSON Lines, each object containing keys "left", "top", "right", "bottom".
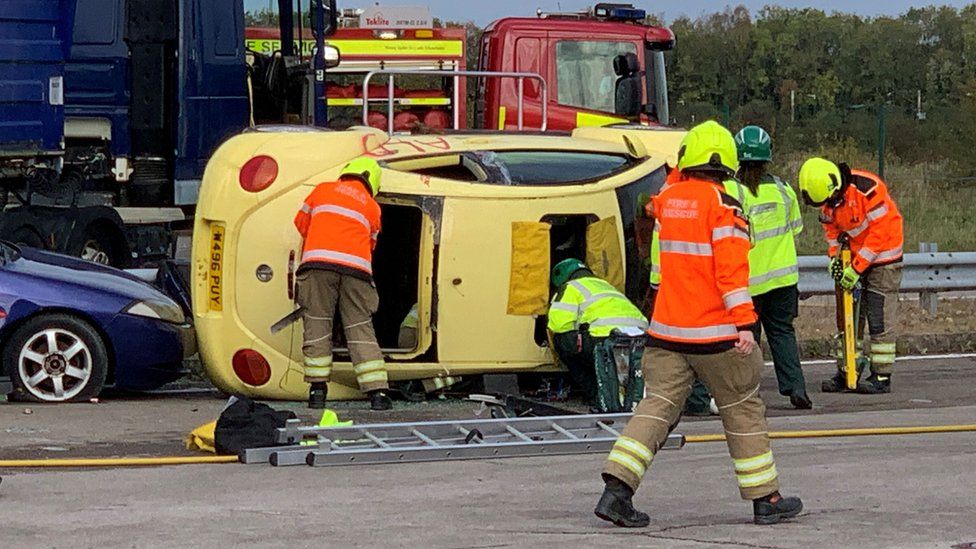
{"left": 839, "top": 266, "right": 860, "bottom": 291}
{"left": 828, "top": 257, "right": 844, "bottom": 281}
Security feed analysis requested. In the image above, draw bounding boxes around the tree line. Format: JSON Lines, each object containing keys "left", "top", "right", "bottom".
{"left": 246, "top": 4, "right": 976, "bottom": 175}
{"left": 661, "top": 5, "right": 976, "bottom": 175}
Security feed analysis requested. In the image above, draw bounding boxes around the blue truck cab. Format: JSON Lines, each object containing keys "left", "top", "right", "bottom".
{"left": 0, "top": 1, "right": 76, "bottom": 170}
{"left": 0, "top": 0, "right": 336, "bottom": 267}
{"left": 67, "top": 0, "right": 253, "bottom": 205}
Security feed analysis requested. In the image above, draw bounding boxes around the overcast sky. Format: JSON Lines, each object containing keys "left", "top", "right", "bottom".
{"left": 245, "top": 1, "right": 975, "bottom": 25}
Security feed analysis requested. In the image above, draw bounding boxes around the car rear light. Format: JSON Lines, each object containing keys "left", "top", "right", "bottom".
{"left": 239, "top": 155, "right": 278, "bottom": 193}
{"left": 232, "top": 349, "right": 272, "bottom": 386}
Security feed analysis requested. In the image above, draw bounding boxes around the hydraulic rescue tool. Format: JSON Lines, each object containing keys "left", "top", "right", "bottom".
{"left": 835, "top": 240, "right": 866, "bottom": 390}
{"left": 270, "top": 307, "right": 305, "bottom": 334}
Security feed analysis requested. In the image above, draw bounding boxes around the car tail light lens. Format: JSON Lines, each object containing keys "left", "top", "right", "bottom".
{"left": 239, "top": 155, "right": 278, "bottom": 192}
{"left": 232, "top": 349, "right": 271, "bottom": 386}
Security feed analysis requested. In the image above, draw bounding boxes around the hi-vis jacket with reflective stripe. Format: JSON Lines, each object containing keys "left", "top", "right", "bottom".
{"left": 820, "top": 169, "right": 903, "bottom": 274}
{"left": 647, "top": 171, "right": 757, "bottom": 347}
{"left": 547, "top": 276, "right": 647, "bottom": 338}
{"left": 294, "top": 178, "right": 382, "bottom": 275}
{"left": 724, "top": 176, "right": 803, "bottom": 296}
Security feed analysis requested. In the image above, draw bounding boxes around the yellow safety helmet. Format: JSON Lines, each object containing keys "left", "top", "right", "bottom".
{"left": 340, "top": 157, "right": 382, "bottom": 196}
{"left": 676, "top": 120, "right": 739, "bottom": 176}
{"left": 798, "top": 157, "right": 842, "bottom": 206}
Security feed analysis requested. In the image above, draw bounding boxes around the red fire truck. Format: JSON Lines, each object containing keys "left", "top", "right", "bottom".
{"left": 246, "top": 25, "right": 467, "bottom": 132}
{"left": 245, "top": 3, "right": 674, "bottom": 132}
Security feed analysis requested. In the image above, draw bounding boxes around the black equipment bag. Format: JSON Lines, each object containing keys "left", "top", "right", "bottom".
{"left": 214, "top": 396, "right": 297, "bottom": 456}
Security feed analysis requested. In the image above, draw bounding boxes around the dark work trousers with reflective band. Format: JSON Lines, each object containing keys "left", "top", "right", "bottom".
{"left": 687, "top": 379, "right": 711, "bottom": 413}
{"left": 603, "top": 346, "right": 780, "bottom": 500}
{"left": 752, "top": 284, "right": 806, "bottom": 397}
{"left": 553, "top": 330, "right": 600, "bottom": 401}
{"left": 296, "top": 269, "right": 389, "bottom": 393}
{"left": 858, "top": 263, "right": 902, "bottom": 375}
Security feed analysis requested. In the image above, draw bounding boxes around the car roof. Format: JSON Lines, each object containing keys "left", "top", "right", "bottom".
{"left": 346, "top": 126, "right": 634, "bottom": 159}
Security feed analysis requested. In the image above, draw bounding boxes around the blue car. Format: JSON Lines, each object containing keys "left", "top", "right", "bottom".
{"left": 0, "top": 241, "right": 192, "bottom": 402}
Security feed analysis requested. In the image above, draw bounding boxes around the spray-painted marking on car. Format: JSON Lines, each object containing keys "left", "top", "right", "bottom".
{"left": 208, "top": 225, "right": 225, "bottom": 312}
{"left": 366, "top": 137, "right": 452, "bottom": 158}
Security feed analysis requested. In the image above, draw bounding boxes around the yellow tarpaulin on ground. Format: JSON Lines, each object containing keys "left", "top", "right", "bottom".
{"left": 508, "top": 221, "right": 551, "bottom": 315}
{"left": 185, "top": 421, "right": 216, "bottom": 454}
{"left": 586, "top": 216, "right": 625, "bottom": 292}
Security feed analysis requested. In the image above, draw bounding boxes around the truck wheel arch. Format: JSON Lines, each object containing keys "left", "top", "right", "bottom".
{"left": 65, "top": 215, "right": 130, "bottom": 268}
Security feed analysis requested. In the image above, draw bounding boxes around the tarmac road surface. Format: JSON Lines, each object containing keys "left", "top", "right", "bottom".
{"left": 1, "top": 357, "right": 976, "bottom": 548}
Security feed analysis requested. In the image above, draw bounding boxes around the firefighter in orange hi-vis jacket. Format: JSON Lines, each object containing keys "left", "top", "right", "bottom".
{"left": 294, "top": 157, "right": 392, "bottom": 411}
{"left": 798, "top": 158, "right": 904, "bottom": 394}
{"left": 594, "top": 121, "right": 803, "bottom": 528}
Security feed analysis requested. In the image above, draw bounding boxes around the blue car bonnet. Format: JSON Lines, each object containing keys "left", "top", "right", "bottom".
{"left": 2, "top": 244, "right": 173, "bottom": 305}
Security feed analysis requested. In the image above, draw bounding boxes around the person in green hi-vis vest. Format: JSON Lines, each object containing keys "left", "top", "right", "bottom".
{"left": 729, "top": 125, "right": 811, "bottom": 409}
{"left": 652, "top": 126, "right": 812, "bottom": 411}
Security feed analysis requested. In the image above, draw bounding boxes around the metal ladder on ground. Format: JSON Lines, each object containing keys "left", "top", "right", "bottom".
{"left": 241, "top": 413, "right": 685, "bottom": 467}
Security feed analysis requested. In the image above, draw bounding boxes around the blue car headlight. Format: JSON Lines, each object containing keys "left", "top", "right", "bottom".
{"left": 124, "top": 299, "right": 185, "bottom": 324}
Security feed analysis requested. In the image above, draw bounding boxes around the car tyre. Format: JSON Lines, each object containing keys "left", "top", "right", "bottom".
{"left": 9, "top": 227, "right": 45, "bottom": 250}
{"left": 3, "top": 314, "right": 109, "bottom": 403}
{"left": 67, "top": 223, "right": 125, "bottom": 267}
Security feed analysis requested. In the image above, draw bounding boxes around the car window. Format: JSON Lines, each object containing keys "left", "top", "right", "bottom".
{"left": 556, "top": 41, "right": 637, "bottom": 112}
{"left": 388, "top": 150, "right": 636, "bottom": 185}
{"left": 482, "top": 151, "right": 632, "bottom": 185}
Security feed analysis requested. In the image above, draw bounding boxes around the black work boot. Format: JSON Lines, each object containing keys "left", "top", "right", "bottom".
{"left": 820, "top": 372, "right": 850, "bottom": 393}
{"left": 594, "top": 475, "right": 650, "bottom": 528}
{"left": 789, "top": 392, "right": 813, "bottom": 410}
{"left": 753, "top": 491, "right": 803, "bottom": 525}
{"left": 369, "top": 391, "right": 393, "bottom": 411}
{"left": 857, "top": 373, "right": 891, "bottom": 394}
{"left": 308, "top": 382, "right": 328, "bottom": 409}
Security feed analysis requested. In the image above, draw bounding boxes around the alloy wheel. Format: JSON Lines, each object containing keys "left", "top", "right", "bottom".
{"left": 17, "top": 328, "right": 93, "bottom": 402}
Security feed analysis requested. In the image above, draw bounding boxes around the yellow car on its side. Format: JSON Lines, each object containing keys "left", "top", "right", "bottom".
{"left": 191, "top": 125, "right": 685, "bottom": 400}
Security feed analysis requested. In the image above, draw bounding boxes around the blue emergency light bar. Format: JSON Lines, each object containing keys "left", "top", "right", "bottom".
{"left": 594, "top": 3, "right": 647, "bottom": 21}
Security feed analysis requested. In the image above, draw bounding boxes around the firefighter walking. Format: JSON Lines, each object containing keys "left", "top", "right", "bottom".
{"left": 594, "top": 121, "right": 802, "bottom": 527}
{"left": 798, "top": 158, "right": 904, "bottom": 394}
{"left": 294, "top": 157, "right": 392, "bottom": 411}
{"left": 650, "top": 125, "right": 812, "bottom": 411}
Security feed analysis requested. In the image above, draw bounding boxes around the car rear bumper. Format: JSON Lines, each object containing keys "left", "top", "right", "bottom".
{"left": 0, "top": 376, "right": 12, "bottom": 395}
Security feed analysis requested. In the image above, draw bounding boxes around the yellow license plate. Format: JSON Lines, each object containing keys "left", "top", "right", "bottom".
{"left": 208, "top": 224, "right": 225, "bottom": 311}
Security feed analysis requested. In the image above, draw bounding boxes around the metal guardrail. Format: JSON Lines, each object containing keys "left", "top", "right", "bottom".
{"left": 798, "top": 252, "right": 976, "bottom": 296}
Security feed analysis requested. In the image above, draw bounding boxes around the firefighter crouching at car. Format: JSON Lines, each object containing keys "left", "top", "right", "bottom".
{"left": 293, "top": 157, "right": 392, "bottom": 411}
{"left": 546, "top": 259, "right": 648, "bottom": 411}
{"left": 594, "top": 121, "right": 802, "bottom": 528}
{"left": 798, "top": 158, "right": 904, "bottom": 394}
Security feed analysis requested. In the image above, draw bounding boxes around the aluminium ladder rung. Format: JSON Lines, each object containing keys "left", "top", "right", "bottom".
{"left": 275, "top": 413, "right": 635, "bottom": 445}
{"left": 302, "top": 433, "right": 685, "bottom": 467}
{"left": 240, "top": 413, "right": 685, "bottom": 467}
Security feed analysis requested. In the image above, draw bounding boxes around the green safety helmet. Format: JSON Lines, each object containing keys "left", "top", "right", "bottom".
{"left": 676, "top": 120, "right": 740, "bottom": 176}
{"left": 734, "top": 125, "right": 772, "bottom": 162}
{"left": 551, "top": 258, "right": 588, "bottom": 288}
{"left": 798, "top": 157, "right": 842, "bottom": 206}
{"left": 340, "top": 157, "right": 382, "bottom": 196}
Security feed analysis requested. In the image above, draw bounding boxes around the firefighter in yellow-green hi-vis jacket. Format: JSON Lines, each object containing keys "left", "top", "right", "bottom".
{"left": 547, "top": 259, "right": 647, "bottom": 410}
